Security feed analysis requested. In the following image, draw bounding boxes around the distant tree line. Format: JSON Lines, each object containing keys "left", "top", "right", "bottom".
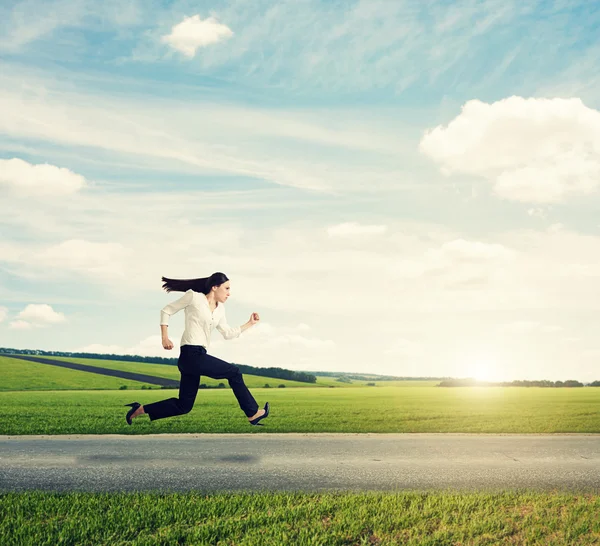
{"left": 0, "top": 347, "right": 317, "bottom": 384}
{"left": 313, "top": 371, "right": 451, "bottom": 381}
{"left": 438, "top": 379, "right": 598, "bottom": 387}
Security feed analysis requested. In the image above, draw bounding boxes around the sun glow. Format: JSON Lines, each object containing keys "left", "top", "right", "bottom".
{"left": 463, "top": 355, "right": 503, "bottom": 383}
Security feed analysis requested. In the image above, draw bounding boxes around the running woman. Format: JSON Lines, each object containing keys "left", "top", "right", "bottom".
{"left": 125, "top": 272, "right": 269, "bottom": 426}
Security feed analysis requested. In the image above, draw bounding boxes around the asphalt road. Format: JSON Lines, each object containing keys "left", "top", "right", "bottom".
{"left": 1, "top": 433, "right": 599, "bottom": 493}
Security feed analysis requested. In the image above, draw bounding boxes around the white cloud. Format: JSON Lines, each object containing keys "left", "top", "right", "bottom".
{"left": 0, "top": 237, "right": 129, "bottom": 282}
{"left": 161, "top": 15, "right": 233, "bottom": 57}
{"left": 419, "top": 96, "right": 600, "bottom": 203}
{"left": 388, "top": 238, "right": 516, "bottom": 291}
{"left": 77, "top": 336, "right": 175, "bottom": 358}
{"left": 427, "top": 239, "right": 514, "bottom": 264}
{"left": 36, "top": 239, "right": 127, "bottom": 278}
{"left": 527, "top": 207, "right": 548, "bottom": 218}
{"left": 210, "top": 322, "right": 337, "bottom": 371}
{"left": 0, "top": 158, "right": 87, "bottom": 197}
{"left": 0, "top": 307, "right": 7, "bottom": 323}
{"left": 9, "top": 320, "right": 32, "bottom": 330}
{"left": 127, "top": 336, "right": 178, "bottom": 357}
{"left": 77, "top": 343, "right": 126, "bottom": 354}
{"left": 327, "top": 222, "right": 387, "bottom": 237}
{"left": 16, "top": 304, "right": 66, "bottom": 327}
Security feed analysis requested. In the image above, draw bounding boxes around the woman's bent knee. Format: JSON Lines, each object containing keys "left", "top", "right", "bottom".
{"left": 178, "top": 400, "right": 195, "bottom": 414}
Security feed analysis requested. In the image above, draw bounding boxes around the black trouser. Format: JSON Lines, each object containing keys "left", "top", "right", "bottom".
{"left": 143, "top": 345, "right": 259, "bottom": 421}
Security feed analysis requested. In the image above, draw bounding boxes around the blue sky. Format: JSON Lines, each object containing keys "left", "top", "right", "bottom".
{"left": 2, "top": 0, "right": 600, "bottom": 382}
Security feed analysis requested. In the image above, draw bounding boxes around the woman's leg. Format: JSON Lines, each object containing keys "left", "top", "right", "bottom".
{"left": 142, "top": 372, "right": 200, "bottom": 421}
{"left": 200, "top": 353, "right": 259, "bottom": 417}
{"left": 140, "top": 345, "right": 202, "bottom": 421}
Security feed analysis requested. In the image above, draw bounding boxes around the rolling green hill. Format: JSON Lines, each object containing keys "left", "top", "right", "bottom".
{"left": 0, "top": 356, "right": 157, "bottom": 391}
{"left": 0, "top": 356, "right": 319, "bottom": 391}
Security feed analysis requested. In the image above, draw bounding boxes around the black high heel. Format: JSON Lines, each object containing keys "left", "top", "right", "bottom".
{"left": 249, "top": 402, "right": 269, "bottom": 426}
{"left": 124, "top": 402, "right": 141, "bottom": 425}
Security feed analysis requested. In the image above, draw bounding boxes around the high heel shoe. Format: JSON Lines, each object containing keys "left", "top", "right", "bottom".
{"left": 249, "top": 402, "right": 269, "bottom": 426}
{"left": 124, "top": 402, "right": 141, "bottom": 425}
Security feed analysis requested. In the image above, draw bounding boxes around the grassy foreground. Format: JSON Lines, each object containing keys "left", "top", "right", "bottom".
{"left": 1, "top": 490, "right": 598, "bottom": 545}
{"left": 1, "top": 386, "right": 599, "bottom": 435}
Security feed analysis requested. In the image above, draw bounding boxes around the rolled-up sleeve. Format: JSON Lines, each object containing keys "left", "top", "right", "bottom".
{"left": 160, "top": 289, "right": 193, "bottom": 325}
{"left": 216, "top": 310, "right": 241, "bottom": 340}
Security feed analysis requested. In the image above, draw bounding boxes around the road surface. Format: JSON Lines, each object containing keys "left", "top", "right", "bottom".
{"left": 1, "top": 433, "right": 599, "bottom": 493}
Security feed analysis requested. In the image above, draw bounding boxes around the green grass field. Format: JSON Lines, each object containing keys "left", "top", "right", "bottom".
{"left": 1, "top": 490, "right": 598, "bottom": 545}
{"left": 1, "top": 384, "right": 598, "bottom": 435}
{"left": 1, "top": 355, "right": 598, "bottom": 435}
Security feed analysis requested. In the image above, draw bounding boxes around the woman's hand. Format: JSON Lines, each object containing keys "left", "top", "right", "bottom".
{"left": 162, "top": 337, "right": 174, "bottom": 350}
{"left": 249, "top": 312, "right": 260, "bottom": 325}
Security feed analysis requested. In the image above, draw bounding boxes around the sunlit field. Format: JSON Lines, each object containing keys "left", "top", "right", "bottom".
{"left": 1, "top": 355, "right": 598, "bottom": 435}
{"left": 1, "top": 382, "right": 598, "bottom": 435}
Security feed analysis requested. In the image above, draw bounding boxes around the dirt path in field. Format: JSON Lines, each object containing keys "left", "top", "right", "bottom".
{"left": 3, "top": 355, "right": 179, "bottom": 388}
{"left": 0, "top": 433, "right": 598, "bottom": 493}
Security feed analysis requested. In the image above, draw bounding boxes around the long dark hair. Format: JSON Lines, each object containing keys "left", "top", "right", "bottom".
{"left": 161, "top": 272, "right": 229, "bottom": 295}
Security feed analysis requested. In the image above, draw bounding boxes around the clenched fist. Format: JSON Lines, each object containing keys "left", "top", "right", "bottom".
{"left": 249, "top": 312, "right": 260, "bottom": 325}
{"left": 162, "top": 337, "right": 174, "bottom": 350}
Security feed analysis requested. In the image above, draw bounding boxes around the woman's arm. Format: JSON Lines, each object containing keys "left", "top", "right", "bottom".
{"left": 217, "top": 311, "right": 260, "bottom": 340}
{"left": 161, "top": 324, "right": 173, "bottom": 350}
{"left": 241, "top": 312, "right": 260, "bottom": 332}
{"left": 160, "top": 289, "right": 193, "bottom": 325}
{"left": 160, "top": 289, "right": 193, "bottom": 349}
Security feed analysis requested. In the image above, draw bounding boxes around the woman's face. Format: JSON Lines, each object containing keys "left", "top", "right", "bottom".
{"left": 214, "top": 281, "right": 231, "bottom": 303}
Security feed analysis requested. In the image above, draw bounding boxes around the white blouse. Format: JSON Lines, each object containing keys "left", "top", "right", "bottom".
{"left": 160, "top": 289, "right": 241, "bottom": 348}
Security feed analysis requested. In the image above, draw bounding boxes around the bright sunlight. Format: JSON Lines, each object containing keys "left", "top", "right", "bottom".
{"left": 462, "top": 354, "right": 504, "bottom": 383}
